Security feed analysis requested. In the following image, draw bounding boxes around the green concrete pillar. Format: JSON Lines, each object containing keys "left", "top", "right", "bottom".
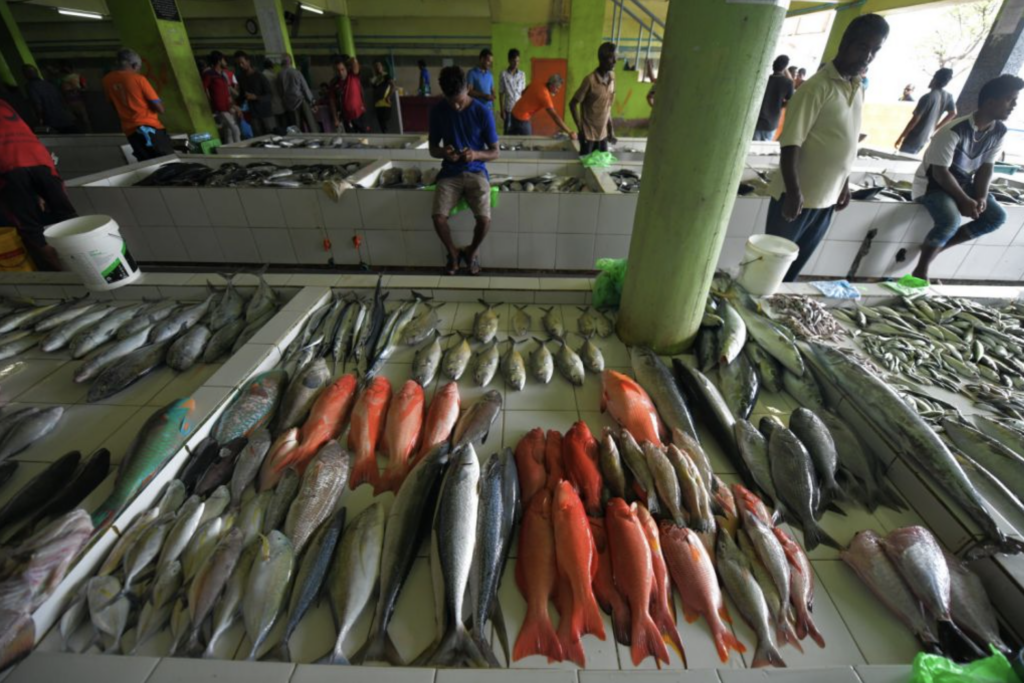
{"left": 616, "top": 0, "right": 785, "bottom": 353}
{"left": 567, "top": 0, "right": 605, "bottom": 122}
{"left": 822, "top": 2, "right": 865, "bottom": 64}
{"left": 957, "top": 0, "right": 1024, "bottom": 112}
{"left": 0, "top": 0, "right": 37, "bottom": 87}
{"left": 337, "top": 14, "right": 356, "bottom": 57}
{"left": 254, "top": 0, "right": 294, "bottom": 64}
{"left": 107, "top": 0, "right": 216, "bottom": 137}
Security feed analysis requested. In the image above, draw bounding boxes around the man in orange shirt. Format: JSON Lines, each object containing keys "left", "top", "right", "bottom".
{"left": 102, "top": 48, "right": 174, "bottom": 162}
{"left": 508, "top": 74, "right": 577, "bottom": 138}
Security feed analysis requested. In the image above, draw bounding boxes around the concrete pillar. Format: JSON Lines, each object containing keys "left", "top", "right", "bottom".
{"left": 337, "top": 14, "right": 356, "bottom": 57}
{"left": 254, "top": 0, "right": 294, "bottom": 64}
{"left": 0, "top": 0, "right": 37, "bottom": 87}
{"left": 566, "top": 0, "right": 605, "bottom": 117}
{"left": 616, "top": 0, "right": 785, "bottom": 353}
{"left": 107, "top": 0, "right": 217, "bottom": 137}
{"left": 957, "top": 0, "right": 1024, "bottom": 113}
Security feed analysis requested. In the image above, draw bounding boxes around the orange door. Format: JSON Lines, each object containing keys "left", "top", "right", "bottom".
{"left": 529, "top": 58, "right": 568, "bottom": 136}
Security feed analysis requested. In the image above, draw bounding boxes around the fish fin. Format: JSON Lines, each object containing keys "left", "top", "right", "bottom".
{"left": 630, "top": 613, "right": 670, "bottom": 667}
{"left": 513, "top": 605, "right": 563, "bottom": 662}
{"left": 807, "top": 618, "right": 826, "bottom": 649}
{"left": 490, "top": 597, "right": 510, "bottom": 666}
{"left": 801, "top": 522, "right": 840, "bottom": 552}
{"left": 937, "top": 620, "right": 986, "bottom": 661}
{"left": 558, "top": 631, "right": 586, "bottom": 667}
{"left": 718, "top": 603, "right": 734, "bottom": 625}
{"left": 348, "top": 455, "right": 380, "bottom": 491}
{"left": 327, "top": 649, "right": 351, "bottom": 665}
{"left": 822, "top": 500, "right": 846, "bottom": 518}
{"left": 359, "top": 628, "right": 404, "bottom": 666}
{"left": 474, "top": 633, "right": 502, "bottom": 668}
{"left": 611, "top": 600, "right": 632, "bottom": 646}
{"left": 778, "top": 619, "right": 803, "bottom": 654}
{"left": 429, "top": 625, "right": 487, "bottom": 668}
{"left": 0, "top": 616, "right": 34, "bottom": 672}
{"left": 878, "top": 480, "right": 907, "bottom": 511}
{"left": 714, "top": 624, "right": 746, "bottom": 663}
{"left": 681, "top": 603, "right": 699, "bottom": 624}
{"left": 581, "top": 592, "right": 607, "bottom": 641}
{"left": 752, "top": 636, "right": 786, "bottom": 668}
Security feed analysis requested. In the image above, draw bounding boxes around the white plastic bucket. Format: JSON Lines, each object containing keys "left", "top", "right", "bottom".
{"left": 737, "top": 234, "right": 799, "bottom": 296}
{"left": 43, "top": 215, "right": 141, "bottom": 291}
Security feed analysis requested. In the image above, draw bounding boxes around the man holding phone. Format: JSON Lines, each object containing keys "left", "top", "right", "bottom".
{"left": 429, "top": 66, "right": 500, "bottom": 276}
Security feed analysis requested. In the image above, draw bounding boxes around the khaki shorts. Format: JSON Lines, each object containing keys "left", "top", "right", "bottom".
{"left": 432, "top": 172, "right": 491, "bottom": 219}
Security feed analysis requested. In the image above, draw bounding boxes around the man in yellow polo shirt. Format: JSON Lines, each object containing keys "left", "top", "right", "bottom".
{"left": 764, "top": 13, "right": 889, "bottom": 281}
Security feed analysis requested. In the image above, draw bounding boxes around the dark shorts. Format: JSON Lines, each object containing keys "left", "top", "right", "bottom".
{"left": 127, "top": 128, "right": 174, "bottom": 162}
{"left": 763, "top": 194, "right": 836, "bottom": 282}
{"left": 432, "top": 172, "right": 491, "bottom": 219}
{"left": 579, "top": 136, "right": 608, "bottom": 156}
{"left": 507, "top": 117, "right": 532, "bottom": 136}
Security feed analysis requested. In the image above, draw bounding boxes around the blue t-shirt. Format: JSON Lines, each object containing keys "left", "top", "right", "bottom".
{"left": 429, "top": 98, "right": 499, "bottom": 179}
{"left": 467, "top": 67, "right": 494, "bottom": 100}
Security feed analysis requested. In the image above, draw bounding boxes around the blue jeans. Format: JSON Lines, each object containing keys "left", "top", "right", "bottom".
{"left": 764, "top": 195, "right": 836, "bottom": 282}
{"left": 507, "top": 117, "right": 531, "bottom": 136}
{"left": 753, "top": 129, "right": 775, "bottom": 141}
{"left": 917, "top": 188, "right": 1006, "bottom": 248}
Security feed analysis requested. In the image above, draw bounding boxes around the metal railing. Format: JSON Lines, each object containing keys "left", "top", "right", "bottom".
{"left": 608, "top": 0, "right": 663, "bottom": 73}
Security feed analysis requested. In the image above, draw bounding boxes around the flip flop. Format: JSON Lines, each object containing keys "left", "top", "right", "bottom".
{"left": 468, "top": 254, "right": 482, "bottom": 276}
{"left": 443, "top": 253, "right": 457, "bottom": 276}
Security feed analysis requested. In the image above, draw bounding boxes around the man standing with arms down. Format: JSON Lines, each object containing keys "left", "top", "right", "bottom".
{"left": 429, "top": 66, "right": 499, "bottom": 276}
{"left": 894, "top": 67, "right": 957, "bottom": 155}
{"left": 203, "top": 51, "right": 241, "bottom": 144}
{"left": 753, "top": 55, "right": 794, "bottom": 141}
{"left": 234, "top": 51, "right": 275, "bottom": 137}
{"left": 278, "top": 54, "right": 317, "bottom": 132}
{"left": 909, "top": 75, "right": 1023, "bottom": 280}
{"left": 763, "top": 14, "right": 890, "bottom": 282}
{"left": 499, "top": 49, "right": 525, "bottom": 135}
{"left": 467, "top": 49, "right": 496, "bottom": 106}
{"left": 102, "top": 48, "right": 174, "bottom": 161}
{"left": 570, "top": 42, "right": 617, "bottom": 155}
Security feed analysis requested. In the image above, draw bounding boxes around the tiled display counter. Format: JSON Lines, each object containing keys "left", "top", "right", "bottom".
{"left": 42, "top": 134, "right": 134, "bottom": 180}
{"left": 0, "top": 272, "right": 1019, "bottom": 682}
{"left": 219, "top": 133, "right": 429, "bottom": 158}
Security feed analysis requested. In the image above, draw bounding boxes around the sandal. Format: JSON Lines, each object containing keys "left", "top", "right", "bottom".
{"left": 444, "top": 253, "right": 457, "bottom": 276}
{"left": 468, "top": 254, "right": 482, "bottom": 276}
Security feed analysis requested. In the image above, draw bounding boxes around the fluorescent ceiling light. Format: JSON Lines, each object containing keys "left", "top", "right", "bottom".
{"left": 57, "top": 8, "right": 103, "bottom": 19}
{"left": 299, "top": 3, "right": 324, "bottom": 14}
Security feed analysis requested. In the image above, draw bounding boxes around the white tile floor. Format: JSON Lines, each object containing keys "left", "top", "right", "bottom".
{"left": 9, "top": 287, "right": 976, "bottom": 683}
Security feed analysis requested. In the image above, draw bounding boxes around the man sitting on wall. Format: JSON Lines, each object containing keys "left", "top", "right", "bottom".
{"left": 910, "top": 74, "right": 1023, "bottom": 280}
{"left": 428, "top": 66, "right": 499, "bottom": 276}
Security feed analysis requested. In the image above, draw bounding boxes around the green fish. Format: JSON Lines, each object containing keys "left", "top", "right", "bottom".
{"left": 212, "top": 369, "right": 288, "bottom": 444}
{"left": 91, "top": 397, "right": 197, "bottom": 530}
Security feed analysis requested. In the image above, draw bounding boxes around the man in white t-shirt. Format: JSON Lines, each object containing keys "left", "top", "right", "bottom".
{"left": 910, "top": 74, "right": 1024, "bottom": 280}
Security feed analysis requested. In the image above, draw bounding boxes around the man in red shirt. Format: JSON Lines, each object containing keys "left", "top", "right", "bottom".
{"left": 329, "top": 55, "right": 369, "bottom": 133}
{"left": 0, "top": 98, "right": 75, "bottom": 270}
{"left": 203, "top": 51, "right": 241, "bottom": 144}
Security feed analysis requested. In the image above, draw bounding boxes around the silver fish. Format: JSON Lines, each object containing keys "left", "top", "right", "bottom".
{"left": 529, "top": 338, "right": 554, "bottom": 384}
{"left": 98, "top": 509, "right": 159, "bottom": 576}
{"left": 118, "top": 301, "right": 178, "bottom": 339}
{"left": 33, "top": 299, "right": 94, "bottom": 333}
{"left": 452, "top": 390, "right": 502, "bottom": 449}
{"left": 945, "top": 551, "right": 1009, "bottom": 653}
{"left": 540, "top": 306, "right": 564, "bottom": 339}
{"left": 69, "top": 303, "right": 145, "bottom": 358}
{"left": 599, "top": 428, "right": 628, "bottom": 499}
{"left": 0, "top": 332, "right": 41, "bottom": 361}
{"left": 401, "top": 300, "right": 443, "bottom": 346}
{"left": 87, "top": 575, "right": 130, "bottom": 654}
{"left": 275, "top": 357, "right": 331, "bottom": 434}
{"left": 283, "top": 440, "right": 349, "bottom": 554}
{"left": 473, "top": 339, "right": 499, "bottom": 387}
{"left": 122, "top": 516, "right": 172, "bottom": 594}
{"left": 157, "top": 494, "right": 205, "bottom": 570}
{"left": 500, "top": 339, "right": 526, "bottom": 391}
{"left": 199, "top": 485, "right": 230, "bottom": 526}
{"left": 74, "top": 326, "right": 152, "bottom": 383}
{"left": 40, "top": 304, "right": 115, "bottom": 353}
{"left": 442, "top": 334, "right": 472, "bottom": 381}
{"left": 230, "top": 428, "right": 273, "bottom": 506}
{"left": 666, "top": 443, "right": 714, "bottom": 533}
{"left": 578, "top": 336, "right": 604, "bottom": 373}
{"left": 511, "top": 304, "right": 531, "bottom": 337}
{"left": 735, "top": 420, "right": 778, "bottom": 505}
{"left": 789, "top": 408, "right": 840, "bottom": 507}
{"left": 734, "top": 304, "right": 804, "bottom": 376}
{"left": 576, "top": 307, "right": 596, "bottom": 338}
{"left": 187, "top": 527, "right": 244, "bottom": 652}
{"left": 201, "top": 317, "right": 245, "bottom": 363}
{"left": 413, "top": 332, "right": 442, "bottom": 386}
{"left": 86, "top": 341, "right": 169, "bottom": 403}
{"left": 166, "top": 324, "right": 211, "bottom": 371}
{"left": 243, "top": 530, "right": 295, "bottom": 660}
{"left": 631, "top": 346, "right": 699, "bottom": 442}
{"left": 768, "top": 427, "right": 838, "bottom": 551}
{"left": 644, "top": 442, "right": 686, "bottom": 527}
{"left": 209, "top": 277, "right": 246, "bottom": 331}
{"left": 328, "top": 502, "right": 385, "bottom": 664}
{"left": 473, "top": 300, "right": 500, "bottom": 344}
{"left": 182, "top": 515, "right": 226, "bottom": 583}
{"left": 593, "top": 308, "right": 614, "bottom": 338}
{"left": 554, "top": 338, "right": 585, "bottom": 386}
{"left": 246, "top": 270, "right": 278, "bottom": 323}
{"left": 206, "top": 542, "right": 259, "bottom": 658}
{"left": 150, "top": 294, "right": 215, "bottom": 343}
{"left": 0, "top": 303, "right": 58, "bottom": 335}
{"left": 783, "top": 368, "right": 824, "bottom": 411}
{"left": 618, "top": 428, "right": 659, "bottom": 514}
{"left": 263, "top": 467, "right": 300, "bottom": 534}
{"left": 717, "top": 529, "right": 785, "bottom": 668}
{"left": 236, "top": 490, "right": 272, "bottom": 549}
{"left": 0, "top": 406, "right": 63, "bottom": 461}
{"left": 718, "top": 300, "right": 747, "bottom": 366}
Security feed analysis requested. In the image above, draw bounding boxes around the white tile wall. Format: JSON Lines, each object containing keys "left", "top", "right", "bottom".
{"left": 200, "top": 188, "right": 248, "bottom": 227}
{"left": 161, "top": 187, "right": 209, "bottom": 227}
{"left": 396, "top": 190, "right": 435, "bottom": 231}
{"left": 869, "top": 203, "right": 918, "bottom": 242}
{"left": 328, "top": 228, "right": 367, "bottom": 265}
{"left": 480, "top": 232, "right": 518, "bottom": 269}
{"left": 278, "top": 188, "right": 322, "bottom": 228}
{"left": 520, "top": 194, "right": 559, "bottom": 233}
{"left": 239, "top": 188, "right": 286, "bottom": 228}
{"left": 957, "top": 244, "right": 1024, "bottom": 280}
{"left": 177, "top": 226, "right": 225, "bottom": 263}
{"left": 215, "top": 227, "right": 261, "bottom": 263}
{"left": 366, "top": 230, "right": 408, "bottom": 265}
{"left": 594, "top": 234, "right": 631, "bottom": 261}
{"left": 519, "top": 233, "right": 557, "bottom": 269}
{"left": 491, "top": 193, "right": 519, "bottom": 233}
{"left": 717, "top": 236, "right": 748, "bottom": 272}
{"left": 125, "top": 187, "right": 173, "bottom": 227}
{"left": 360, "top": 189, "right": 401, "bottom": 228}
{"left": 828, "top": 203, "right": 881, "bottom": 242}
{"left": 555, "top": 233, "right": 596, "bottom": 270}
{"left": 728, "top": 198, "right": 765, "bottom": 238}
{"left": 290, "top": 229, "right": 335, "bottom": 265}
{"left": 144, "top": 227, "right": 189, "bottom": 261}
{"left": 86, "top": 187, "right": 135, "bottom": 229}
{"left": 557, "top": 194, "right": 600, "bottom": 233}
{"left": 251, "top": 228, "right": 297, "bottom": 264}
{"left": 318, "top": 189, "right": 363, "bottom": 230}
{"left": 597, "top": 193, "right": 639, "bottom": 235}
{"left": 66, "top": 187, "right": 94, "bottom": 214}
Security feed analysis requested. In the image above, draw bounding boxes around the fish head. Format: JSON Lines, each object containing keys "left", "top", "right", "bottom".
{"left": 605, "top": 497, "right": 633, "bottom": 521}
{"left": 844, "top": 529, "right": 884, "bottom": 557}
{"left": 553, "top": 479, "right": 583, "bottom": 512}
{"left": 397, "top": 379, "right": 425, "bottom": 403}
{"left": 635, "top": 504, "right": 659, "bottom": 544}
{"left": 569, "top": 420, "right": 594, "bottom": 443}
{"left": 166, "top": 397, "right": 197, "bottom": 435}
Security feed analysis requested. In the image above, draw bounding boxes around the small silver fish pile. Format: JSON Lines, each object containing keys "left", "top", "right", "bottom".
{"left": 764, "top": 294, "right": 846, "bottom": 342}
{"left": 491, "top": 173, "right": 590, "bottom": 193}
{"left": 842, "top": 525, "right": 1006, "bottom": 658}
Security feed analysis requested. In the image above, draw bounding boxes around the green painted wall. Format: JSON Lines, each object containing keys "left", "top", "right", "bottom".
{"left": 611, "top": 61, "right": 653, "bottom": 121}
{"left": 107, "top": 0, "right": 216, "bottom": 138}
{"left": 567, "top": 0, "right": 606, "bottom": 117}
{"left": 491, "top": 21, "right": 568, "bottom": 84}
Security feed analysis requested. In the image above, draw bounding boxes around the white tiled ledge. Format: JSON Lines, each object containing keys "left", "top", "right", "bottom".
{"left": 4, "top": 651, "right": 913, "bottom": 683}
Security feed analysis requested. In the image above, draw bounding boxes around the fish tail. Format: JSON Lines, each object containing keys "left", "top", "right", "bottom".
{"left": 778, "top": 619, "right": 803, "bottom": 654}
{"left": 630, "top": 613, "right": 670, "bottom": 667}
{"left": 802, "top": 522, "right": 840, "bottom": 552}
{"left": 348, "top": 454, "right": 379, "bottom": 490}
{"left": 581, "top": 591, "right": 607, "bottom": 641}
{"left": 328, "top": 649, "right": 351, "bottom": 665}
{"left": 712, "top": 621, "right": 746, "bottom": 663}
{"left": 751, "top": 636, "right": 786, "bottom": 668}
{"left": 806, "top": 616, "right": 826, "bottom": 649}
{"left": 659, "top": 615, "right": 686, "bottom": 665}
{"left": 938, "top": 619, "right": 986, "bottom": 660}
{"left": 429, "top": 625, "right": 487, "bottom": 668}
{"left": 878, "top": 480, "right": 907, "bottom": 511}
{"left": 611, "top": 600, "right": 632, "bottom": 646}
{"left": 513, "top": 605, "right": 563, "bottom": 662}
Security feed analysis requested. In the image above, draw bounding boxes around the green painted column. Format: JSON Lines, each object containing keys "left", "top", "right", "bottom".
{"left": 616, "top": 0, "right": 786, "bottom": 353}
{"left": 107, "top": 0, "right": 216, "bottom": 137}
{"left": 254, "top": 0, "right": 294, "bottom": 64}
{"left": 337, "top": 14, "right": 356, "bottom": 57}
{"left": 0, "top": 0, "right": 37, "bottom": 87}
{"left": 821, "top": 2, "right": 865, "bottom": 64}
{"left": 566, "top": 0, "right": 605, "bottom": 124}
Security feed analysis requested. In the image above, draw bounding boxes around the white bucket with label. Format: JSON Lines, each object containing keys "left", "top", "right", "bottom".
{"left": 737, "top": 234, "right": 799, "bottom": 296}
{"left": 43, "top": 215, "right": 140, "bottom": 291}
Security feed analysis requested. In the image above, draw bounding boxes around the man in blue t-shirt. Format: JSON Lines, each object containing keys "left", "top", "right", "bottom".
{"left": 467, "top": 49, "right": 495, "bottom": 105}
{"left": 429, "top": 66, "right": 500, "bottom": 276}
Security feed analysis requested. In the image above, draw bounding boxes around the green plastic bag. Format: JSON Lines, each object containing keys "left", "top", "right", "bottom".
{"left": 580, "top": 150, "right": 618, "bottom": 168}
{"left": 881, "top": 274, "right": 931, "bottom": 297}
{"left": 424, "top": 185, "right": 500, "bottom": 216}
{"left": 911, "top": 647, "right": 1022, "bottom": 683}
{"left": 593, "top": 257, "right": 627, "bottom": 309}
